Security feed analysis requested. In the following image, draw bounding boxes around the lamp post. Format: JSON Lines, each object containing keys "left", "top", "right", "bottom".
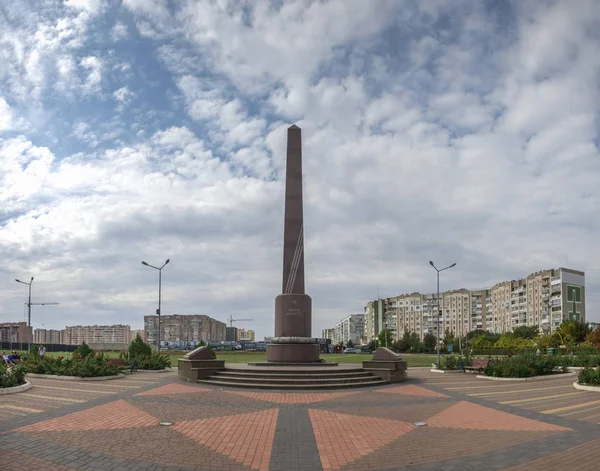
{"left": 429, "top": 261, "right": 456, "bottom": 367}
{"left": 142, "top": 259, "right": 170, "bottom": 352}
{"left": 15, "top": 277, "right": 34, "bottom": 352}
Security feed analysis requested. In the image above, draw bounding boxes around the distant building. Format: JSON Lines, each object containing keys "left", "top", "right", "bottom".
{"left": 0, "top": 322, "right": 33, "bottom": 344}
{"left": 129, "top": 329, "right": 145, "bottom": 343}
{"left": 237, "top": 328, "right": 255, "bottom": 342}
{"left": 34, "top": 329, "right": 63, "bottom": 344}
{"left": 366, "top": 267, "right": 586, "bottom": 341}
{"left": 335, "top": 315, "right": 364, "bottom": 346}
{"left": 321, "top": 328, "right": 336, "bottom": 344}
{"left": 144, "top": 314, "right": 226, "bottom": 346}
{"left": 226, "top": 327, "right": 238, "bottom": 342}
{"left": 64, "top": 325, "right": 131, "bottom": 345}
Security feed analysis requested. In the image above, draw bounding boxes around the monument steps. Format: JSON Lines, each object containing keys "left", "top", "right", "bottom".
{"left": 209, "top": 370, "right": 370, "bottom": 380}
{"left": 197, "top": 367, "right": 389, "bottom": 389}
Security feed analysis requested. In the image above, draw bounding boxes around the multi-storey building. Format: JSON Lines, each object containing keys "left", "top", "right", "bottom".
{"left": 335, "top": 314, "right": 364, "bottom": 346}
{"left": 0, "top": 322, "right": 33, "bottom": 344}
{"left": 369, "top": 267, "right": 585, "bottom": 339}
{"left": 64, "top": 325, "right": 131, "bottom": 345}
{"left": 321, "top": 328, "right": 336, "bottom": 344}
{"left": 226, "top": 327, "right": 238, "bottom": 342}
{"left": 144, "top": 314, "right": 226, "bottom": 346}
{"left": 34, "top": 329, "right": 63, "bottom": 344}
{"left": 237, "top": 328, "right": 255, "bottom": 342}
{"left": 129, "top": 329, "right": 145, "bottom": 343}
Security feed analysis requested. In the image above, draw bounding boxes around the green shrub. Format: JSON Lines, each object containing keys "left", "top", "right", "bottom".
{"left": 136, "top": 353, "right": 171, "bottom": 370}
{"left": 73, "top": 342, "right": 94, "bottom": 358}
{"left": 24, "top": 353, "right": 122, "bottom": 378}
{"left": 129, "top": 335, "right": 152, "bottom": 359}
{"left": 579, "top": 367, "right": 600, "bottom": 386}
{"left": 0, "top": 362, "right": 28, "bottom": 388}
{"left": 483, "top": 352, "right": 564, "bottom": 378}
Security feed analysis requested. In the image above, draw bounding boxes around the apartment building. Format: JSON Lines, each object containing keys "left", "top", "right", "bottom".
{"left": 34, "top": 328, "right": 64, "bottom": 344}
{"left": 335, "top": 314, "right": 364, "bottom": 346}
{"left": 144, "top": 314, "right": 226, "bottom": 346}
{"left": 0, "top": 322, "right": 33, "bottom": 344}
{"left": 129, "top": 329, "right": 145, "bottom": 342}
{"left": 321, "top": 328, "right": 336, "bottom": 344}
{"left": 64, "top": 325, "right": 131, "bottom": 345}
{"left": 365, "top": 267, "right": 585, "bottom": 340}
{"left": 226, "top": 327, "right": 238, "bottom": 342}
{"left": 237, "top": 328, "right": 255, "bottom": 342}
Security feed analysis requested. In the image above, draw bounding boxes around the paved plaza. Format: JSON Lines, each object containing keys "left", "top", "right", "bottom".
{"left": 3, "top": 370, "right": 600, "bottom": 470}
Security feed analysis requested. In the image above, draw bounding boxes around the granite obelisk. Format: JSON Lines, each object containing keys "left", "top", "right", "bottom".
{"left": 266, "top": 125, "right": 320, "bottom": 363}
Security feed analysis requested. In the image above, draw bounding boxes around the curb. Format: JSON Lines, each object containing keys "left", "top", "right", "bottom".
{"left": 476, "top": 372, "right": 576, "bottom": 381}
{"left": 0, "top": 380, "right": 32, "bottom": 395}
{"left": 430, "top": 369, "right": 464, "bottom": 374}
{"left": 26, "top": 373, "right": 125, "bottom": 381}
{"left": 136, "top": 369, "right": 172, "bottom": 373}
{"left": 573, "top": 381, "right": 600, "bottom": 392}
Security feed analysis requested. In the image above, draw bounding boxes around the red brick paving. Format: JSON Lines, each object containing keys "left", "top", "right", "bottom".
{"left": 427, "top": 401, "right": 572, "bottom": 432}
{"left": 173, "top": 408, "right": 278, "bottom": 470}
{"left": 377, "top": 384, "right": 449, "bottom": 398}
{"left": 308, "top": 408, "right": 414, "bottom": 471}
{"left": 15, "top": 399, "right": 158, "bottom": 432}
{"left": 224, "top": 390, "right": 360, "bottom": 404}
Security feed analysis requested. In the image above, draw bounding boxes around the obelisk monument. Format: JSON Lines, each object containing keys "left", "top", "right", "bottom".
{"left": 266, "top": 125, "right": 320, "bottom": 363}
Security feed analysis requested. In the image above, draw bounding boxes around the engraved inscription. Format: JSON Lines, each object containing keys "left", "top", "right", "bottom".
{"left": 286, "top": 308, "right": 302, "bottom": 316}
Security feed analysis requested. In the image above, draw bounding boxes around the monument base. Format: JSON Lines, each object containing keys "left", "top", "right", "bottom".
{"left": 266, "top": 343, "right": 320, "bottom": 363}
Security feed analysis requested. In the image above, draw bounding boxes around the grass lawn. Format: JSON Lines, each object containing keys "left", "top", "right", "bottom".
{"left": 23, "top": 350, "right": 438, "bottom": 367}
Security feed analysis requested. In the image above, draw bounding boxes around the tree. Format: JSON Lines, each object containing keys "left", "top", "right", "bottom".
{"left": 74, "top": 341, "right": 93, "bottom": 358}
{"left": 367, "top": 339, "right": 378, "bottom": 353}
{"left": 443, "top": 329, "right": 455, "bottom": 347}
{"left": 466, "top": 329, "right": 487, "bottom": 340}
{"left": 586, "top": 326, "right": 600, "bottom": 345}
{"left": 513, "top": 326, "right": 539, "bottom": 340}
{"left": 423, "top": 332, "right": 436, "bottom": 352}
{"left": 129, "top": 334, "right": 152, "bottom": 359}
{"left": 470, "top": 334, "right": 493, "bottom": 349}
{"left": 536, "top": 334, "right": 559, "bottom": 348}
{"left": 346, "top": 339, "right": 355, "bottom": 348}
{"left": 556, "top": 320, "right": 591, "bottom": 344}
{"left": 378, "top": 329, "right": 394, "bottom": 349}
{"left": 494, "top": 334, "right": 534, "bottom": 349}
{"left": 409, "top": 332, "right": 422, "bottom": 352}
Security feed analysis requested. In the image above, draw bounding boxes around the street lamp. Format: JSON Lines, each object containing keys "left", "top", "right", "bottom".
{"left": 15, "top": 277, "right": 34, "bottom": 352}
{"left": 142, "top": 259, "right": 170, "bottom": 352}
{"left": 429, "top": 261, "right": 457, "bottom": 367}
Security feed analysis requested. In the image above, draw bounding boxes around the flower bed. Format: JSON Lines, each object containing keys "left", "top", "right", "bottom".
{"left": 577, "top": 367, "right": 600, "bottom": 386}
{"left": 24, "top": 353, "right": 123, "bottom": 378}
{"left": 484, "top": 352, "right": 567, "bottom": 378}
{"left": 0, "top": 363, "right": 28, "bottom": 388}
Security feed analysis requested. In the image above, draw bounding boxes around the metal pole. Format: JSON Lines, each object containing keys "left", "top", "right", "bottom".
{"left": 28, "top": 283, "right": 32, "bottom": 353}
{"left": 437, "top": 270, "right": 440, "bottom": 366}
{"left": 158, "top": 268, "right": 162, "bottom": 353}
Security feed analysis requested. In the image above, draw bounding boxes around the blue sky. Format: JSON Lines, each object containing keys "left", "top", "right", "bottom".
{"left": 1, "top": 0, "right": 599, "bottom": 338}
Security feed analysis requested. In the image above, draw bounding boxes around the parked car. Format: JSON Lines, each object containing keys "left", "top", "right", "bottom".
{"left": 343, "top": 348, "right": 358, "bottom": 354}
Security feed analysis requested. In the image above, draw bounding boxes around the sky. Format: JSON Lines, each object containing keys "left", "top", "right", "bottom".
{"left": 1, "top": 0, "right": 599, "bottom": 339}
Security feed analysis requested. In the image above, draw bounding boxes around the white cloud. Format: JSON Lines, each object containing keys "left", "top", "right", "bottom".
{"left": 110, "top": 22, "right": 128, "bottom": 41}
{"left": 0, "top": 97, "right": 14, "bottom": 131}
{"left": 0, "top": 0, "right": 599, "bottom": 339}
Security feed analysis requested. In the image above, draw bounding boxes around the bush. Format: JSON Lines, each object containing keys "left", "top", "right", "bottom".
{"left": 73, "top": 342, "right": 94, "bottom": 358}
{"left": 24, "top": 353, "right": 122, "bottom": 378}
{"left": 136, "top": 353, "right": 171, "bottom": 370}
{"left": 483, "top": 352, "right": 565, "bottom": 378}
{"left": 579, "top": 367, "right": 600, "bottom": 386}
{"left": 0, "top": 362, "right": 29, "bottom": 388}
{"left": 439, "top": 355, "right": 471, "bottom": 370}
{"left": 129, "top": 334, "right": 152, "bottom": 359}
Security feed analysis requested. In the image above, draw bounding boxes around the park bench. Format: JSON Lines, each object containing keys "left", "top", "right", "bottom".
{"left": 464, "top": 358, "right": 490, "bottom": 374}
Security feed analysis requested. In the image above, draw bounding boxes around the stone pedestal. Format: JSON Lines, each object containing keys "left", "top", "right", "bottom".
{"left": 177, "top": 346, "right": 225, "bottom": 382}
{"left": 266, "top": 293, "right": 320, "bottom": 363}
{"left": 267, "top": 343, "right": 320, "bottom": 362}
{"left": 362, "top": 347, "right": 408, "bottom": 383}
